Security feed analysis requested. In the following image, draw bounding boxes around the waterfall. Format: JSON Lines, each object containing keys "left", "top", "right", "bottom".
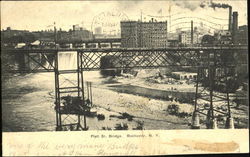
{"left": 58, "top": 51, "right": 77, "bottom": 70}
{"left": 42, "top": 52, "right": 77, "bottom": 70}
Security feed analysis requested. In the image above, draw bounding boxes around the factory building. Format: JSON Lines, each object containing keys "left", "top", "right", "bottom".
{"left": 179, "top": 31, "right": 200, "bottom": 46}
{"left": 172, "top": 72, "right": 197, "bottom": 80}
{"left": 236, "top": 25, "right": 248, "bottom": 45}
{"left": 213, "top": 11, "right": 246, "bottom": 45}
{"left": 58, "top": 25, "right": 94, "bottom": 42}
{"left": 121, "top": 19, "right": 167, "bottom": 48}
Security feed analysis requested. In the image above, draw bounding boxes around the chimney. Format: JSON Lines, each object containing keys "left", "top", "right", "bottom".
{"left": 228, "top": 6, "right": 232, "bottom": 32}
{"left": 232, "top": 11, "right": 238, "bottom": 44}
{"left": 191, "top": 20, "right": 193, "bottom": 45}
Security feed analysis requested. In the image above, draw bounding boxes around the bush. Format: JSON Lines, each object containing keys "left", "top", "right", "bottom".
{"left": 166, "top": 104, "right": 191, "bottom": 118}
{"left": 97, "top": 114, "right": 105, "bottom": 120}
{"left": 133, "top": 121, "right": 144, "bottom": 130}
{"left": 167, "top": 104, "right": 179, "bottom": 115}
{"left": 178, "top": 112, "right": 190, "bottom": 118}
{"left": 115, "top": 123, "right": 128, "bottom": 130}
{"left": 100, "top": 56, "right": 121, "bottom": 77}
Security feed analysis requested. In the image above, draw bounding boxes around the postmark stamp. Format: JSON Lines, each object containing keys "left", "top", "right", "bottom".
{"left": 91, "top": 10, "right": 128, "bottom": 37}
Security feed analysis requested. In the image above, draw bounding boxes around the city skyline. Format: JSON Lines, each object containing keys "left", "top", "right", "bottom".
{"left": 1, "top": 2, "right": 249, "bottom": 155}
{"left": 1, "top": 0, "right": 247, "bottom": 33}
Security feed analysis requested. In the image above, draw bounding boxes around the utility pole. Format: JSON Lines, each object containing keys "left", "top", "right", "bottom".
{"left": 168, "top": 2, "right": 171, "bottom": 32}
{"left": 141, "top": 9, "right": 143, "bottom": 22}
{"left": 140, "top": 9, "right": 143, "bottom": 47}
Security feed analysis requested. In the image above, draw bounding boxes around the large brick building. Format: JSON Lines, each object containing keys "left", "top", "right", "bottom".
{"left": 121, "top": 19, "right": 167, "bottom": 48}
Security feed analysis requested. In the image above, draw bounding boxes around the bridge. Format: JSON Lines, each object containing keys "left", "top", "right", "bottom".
{"left": 2, "top": 46, "right": 247, "bottom": 71}
{"left": 57, "top": 38, "right": 121, "bottom": 48}
{"left": 1, "top": 46, "right": 248, "bottom": 131}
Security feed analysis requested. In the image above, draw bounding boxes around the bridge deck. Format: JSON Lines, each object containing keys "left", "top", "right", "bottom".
{"left": 1, "top": 46, "right": 248, "bottom": 73}
{"left": 2, "top": 46, "right": 248, "bottom": 53}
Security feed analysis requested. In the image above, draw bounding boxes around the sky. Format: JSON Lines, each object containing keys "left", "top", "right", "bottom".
{"left": 1, "top": 0, "right": 248, "bottom": 33}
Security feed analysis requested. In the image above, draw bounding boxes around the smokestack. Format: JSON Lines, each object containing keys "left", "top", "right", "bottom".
{"left": 191, "top": 20, "right": 193, "bottom": 45}
{"left": 228, "top": 6, "right": 232, "bottom": 32}
{"left": 54, "top": 22, "right": 57, "bottom": 44}
{"left": 232, "top": 11, "right": 238, "bottom": 44}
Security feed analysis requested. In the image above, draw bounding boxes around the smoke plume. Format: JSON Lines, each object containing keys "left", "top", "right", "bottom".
{"left": 172, "top": 0, "right": 232, "bottom": 11}
{"left": 210, "top": 1, "right": 232, "bottom": 9}
{"left": 199, "top": 0, "right": 232, "bottom": 10}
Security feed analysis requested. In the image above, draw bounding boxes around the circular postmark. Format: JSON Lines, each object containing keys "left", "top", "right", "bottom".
{"left": 91, "top": 10, "right": 129, "bottom": 36}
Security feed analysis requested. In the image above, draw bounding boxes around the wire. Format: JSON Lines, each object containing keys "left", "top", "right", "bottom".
{"left": 170, "top": 22, "right": 221, "bottom": 31}
{"left": 142, "top": 11, "right": 228, "bottom": 21}
{"left": 171, "top": 17, "right": 227, "bottom": 26}
{"left": 205, "top": 15, "right": 228, "bottom": 21}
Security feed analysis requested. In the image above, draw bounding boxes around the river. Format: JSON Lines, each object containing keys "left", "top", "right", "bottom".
{"left": 1, "top": 51, "right": 196, "bottom": 131}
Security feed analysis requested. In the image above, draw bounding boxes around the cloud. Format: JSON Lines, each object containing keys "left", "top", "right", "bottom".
{"left": 172, "top": 0, "right": 202, "bottom": 11}
{"left": 116, "top": 1, "right": 143, "bottom": 10}
{"left": 1, "top": 1, "right": 247, "bottom": 31}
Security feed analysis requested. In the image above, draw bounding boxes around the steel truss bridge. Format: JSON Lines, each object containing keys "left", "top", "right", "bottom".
{"left": 1, "top": 46, "right": 248, "bottom": 130}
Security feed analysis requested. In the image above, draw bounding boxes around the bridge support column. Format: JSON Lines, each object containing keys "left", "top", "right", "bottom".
{"left": 191, "top": 50, "right": 237, "bottom": 129}
{"left": 54, "top": 51, "right": 62, "bottom": 131}
{"left": 225, "top": 117, "right": 234, "bottom": 129}
{"left": 210, "top": 119, "right": 218, "bottom": 129}
{"left": 191, "top": 111, "right": 200, "bottom": 129}
{"left": 53, "top": 51, "right": 89, "bottom": 131}
{"left": 80, "top": 52, "right": 88, "bottom": 130}
{"left": 225, "top": 69, "right": 234, "bottom": 129}
{"left": 191, "top": 67, "right": 200, "bottom": 129}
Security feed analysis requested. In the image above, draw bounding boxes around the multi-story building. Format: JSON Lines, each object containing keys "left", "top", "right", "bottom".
{"left": 179, "top": 31, "right": 200, "bottom": 46}
{"left": 58, "top": 25, "right": 94, "bottom": 42}
{"left": 120, "top": 21, "right": 139, "bottom": 48}
{"left": 235, "top": 25, "right": 248, "bottom": 45}
{"left": 1, "top": 27, "right": 30, "bottom": 42}
{"left": 214, "top": 30, "right": 232, "bottom": 45}
{"left": 1, "top": 27, "right": 37, "bottom": 45}
{"left": 121, "top": 19, "right": 167, "bottom": 48}
{"left": 167, "top": 33, "right": 179, "bottom": 47}
{"left": 73, "top": 24, "right": 81, "bottom": 31}
{"left": 1, "top": 27, "right": 29, "bottom": 38}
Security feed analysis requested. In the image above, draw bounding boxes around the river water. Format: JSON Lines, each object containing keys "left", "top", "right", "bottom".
{"left": 2, "top": 69, "right": 122, "bottom": 131}
{"left": 2, "top": 51, "right": 194, "bottom": 132}
{"left": 2, "top": 51, "right": 105, "bottom": 131}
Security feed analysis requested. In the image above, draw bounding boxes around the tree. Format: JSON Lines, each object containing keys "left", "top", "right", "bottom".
{"left": 201, "top": 34, "right": 216, "bottom": 45}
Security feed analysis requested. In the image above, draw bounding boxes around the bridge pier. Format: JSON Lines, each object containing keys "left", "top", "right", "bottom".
{"left": 191, "top": 50, "right": 236, "bottom": 129}
{"left": 53, "top": 51, "right": 91, "bottom": 131}
{"left": 191, "top": 111, "right": 200, "bottom": 129}
{"left": 225, "top": 117, "right": 234, "bottom": 129}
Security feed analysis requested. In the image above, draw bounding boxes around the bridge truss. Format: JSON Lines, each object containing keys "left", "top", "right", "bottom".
{"left": 1, "top": 46, "right": 248, "bottom": 130}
